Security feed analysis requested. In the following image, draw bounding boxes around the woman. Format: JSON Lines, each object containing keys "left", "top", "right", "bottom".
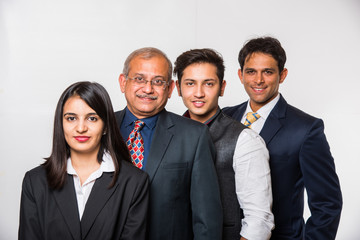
{"left": 19, "top": 81, "right": 149, "bottom": 240}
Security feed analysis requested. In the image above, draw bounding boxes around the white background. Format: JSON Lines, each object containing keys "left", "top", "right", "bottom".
{"left": 1, "top": 0, "right": 360, "bottom": 239}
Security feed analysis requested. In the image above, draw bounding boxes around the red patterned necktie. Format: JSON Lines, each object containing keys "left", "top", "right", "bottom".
{"left": 126, "top": 120, "right": 145, "bottom": 169}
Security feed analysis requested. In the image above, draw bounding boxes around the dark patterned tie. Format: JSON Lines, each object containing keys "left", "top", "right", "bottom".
{"left": 244, "top": 112, "right": 260, "bottom": 128}
{"left": 126, "top": 120, "right": 145, "bottom": 169}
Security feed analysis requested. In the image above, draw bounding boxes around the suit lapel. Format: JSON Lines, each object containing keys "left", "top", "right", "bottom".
{"left": 117, "top": 108, "right": 174, "bottom": 181}
{"left": 236, "top": 103, "right": 247, "bottom": 120}
{"left": 115, "top": 109, "right": 126, "bottom": 128}
{"left": 146, "top": 110, "right": 174, "bottom": 181}
{"left": 80, "top": 172, "right": 118, "bottom": 239}
{"left": 52, "top": 175, "right": 81, "bottom": 240}
{"left": 260, "top": 95, "right": 287, "bottom": 145}
{"left": 233, "top": 102, "right": 247, "bottom": 121}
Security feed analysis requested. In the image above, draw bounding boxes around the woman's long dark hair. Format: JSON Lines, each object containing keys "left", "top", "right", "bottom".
{"left": 42, "top": 81, "right": 131, "bottom": 189}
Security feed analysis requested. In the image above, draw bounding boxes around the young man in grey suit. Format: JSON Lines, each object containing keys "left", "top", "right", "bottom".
{"left": 174, "top": 48, "right": 274, "bottom": 240}
{"left": 115, "top": 47, "right": 222, "bottom": 240}
{"left": 223, "top": 37, "right": 342, "bottom": 239}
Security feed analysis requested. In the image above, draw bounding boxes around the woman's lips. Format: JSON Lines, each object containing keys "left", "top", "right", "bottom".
{"left": 74, "top": 136, "right": 90, "bottom": 142}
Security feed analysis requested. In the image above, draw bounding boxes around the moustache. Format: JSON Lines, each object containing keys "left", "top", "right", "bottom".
{"left": 136, "top": 94, "right": 158, "bottom": 100}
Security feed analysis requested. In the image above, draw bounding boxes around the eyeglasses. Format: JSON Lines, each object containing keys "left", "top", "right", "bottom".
{"left": 127, "top": 76, "right": 169, "bottom": 89}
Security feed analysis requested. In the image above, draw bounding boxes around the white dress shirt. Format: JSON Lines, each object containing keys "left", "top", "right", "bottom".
{"left": 66, "top": 152, "right": 115, "bottom": 219}
{"left": 233, "top": 128, "right": 274, "bottom": 240}
{"left": 241, "top": 94, "right": 281, "bottom": 134}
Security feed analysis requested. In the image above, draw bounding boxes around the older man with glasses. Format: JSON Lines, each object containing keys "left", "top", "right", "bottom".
{"left": 115, "top": 47, "right": 223, "bottom": 240}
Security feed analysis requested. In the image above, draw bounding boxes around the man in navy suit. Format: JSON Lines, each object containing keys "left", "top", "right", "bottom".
{"left": 115, "top": 47, "right": 222, "bottom": 240}
{"left": 223, "top": 37, "right": 342, "bottom": 239}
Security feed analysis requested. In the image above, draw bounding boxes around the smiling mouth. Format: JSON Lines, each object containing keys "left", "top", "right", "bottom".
{"left": 192, "top": 101, "right": 205, "bottom": 107}
{"left": 75, "top": 136, "right": 90, "bottom": 142}
{"left": 253, "top": 87, "right": 266, "bottom": 92}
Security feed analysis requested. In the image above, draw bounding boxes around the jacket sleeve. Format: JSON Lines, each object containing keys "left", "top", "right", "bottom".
{"left": 120, "top": 172, "right": 150, "bottom": 240}
{"left": 300, "top": 119, "right": 342, "bottom": 239}
{"left": 191, "top": 126, "right": 223, "bottom": 240}
{"left": 18, "top": 172, "right": 44, "bottom": 240}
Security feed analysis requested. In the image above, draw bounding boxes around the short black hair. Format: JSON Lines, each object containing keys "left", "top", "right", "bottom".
{"left": 174, "top": 48, "right": 225, "bottom": 86}
{"left": 239, "top": 36, "right": 287, "bottom": 73}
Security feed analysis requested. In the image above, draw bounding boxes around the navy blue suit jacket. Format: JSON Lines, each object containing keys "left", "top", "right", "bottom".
{"left": 223, "top": 95, "right": 342, "bottom": 240}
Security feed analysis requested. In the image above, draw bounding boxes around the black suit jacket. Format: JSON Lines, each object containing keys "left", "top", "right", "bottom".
{"left": 223, "top": 95, "right": 342, "bottom": 240}
{"left": 115, "top": 109, "right": 223, "bottom": 240}
{"left": 19, "top": 161, "right": 149, "bottom": 240}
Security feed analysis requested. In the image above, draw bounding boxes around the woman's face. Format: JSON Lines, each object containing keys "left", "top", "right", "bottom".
{"left": 62, "top": 95, "right": 104, "bottom": 156}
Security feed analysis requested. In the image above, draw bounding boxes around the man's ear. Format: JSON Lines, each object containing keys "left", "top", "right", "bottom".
{"left": 175, "top": 80, "right": 182, "bottom": 97}
{"left": 279, "top": 68, "right": 288, "bottom": 84}
{"left": 220, "top": 80, "right": 227, "bottom": 97}
{"left": 238, "top": 69, "right": 244, "bottom": 84}
{"left": 119, "top": 74, "right": 127, "bottom": 93}
{"left": 167, "top": 80, "right": 176, "bottom": 98}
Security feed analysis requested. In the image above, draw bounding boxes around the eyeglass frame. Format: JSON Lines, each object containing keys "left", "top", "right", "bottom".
{"left": 126, "top": 75, "right": 171, "bottom": 90}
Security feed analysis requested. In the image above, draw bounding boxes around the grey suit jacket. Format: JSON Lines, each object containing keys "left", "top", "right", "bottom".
{"left": 208, "top": 111, "right": 246, "bottom": 240}
{"left": 115, "top": 109, "right": 223, "bottom": 240}
{"left": 19, "top": 161, "right": 149, "bottom": 240}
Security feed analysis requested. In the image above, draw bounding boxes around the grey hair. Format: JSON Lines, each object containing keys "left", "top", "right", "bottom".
{"left": 122, "top": 47, "right": 173, "bottom": 81}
